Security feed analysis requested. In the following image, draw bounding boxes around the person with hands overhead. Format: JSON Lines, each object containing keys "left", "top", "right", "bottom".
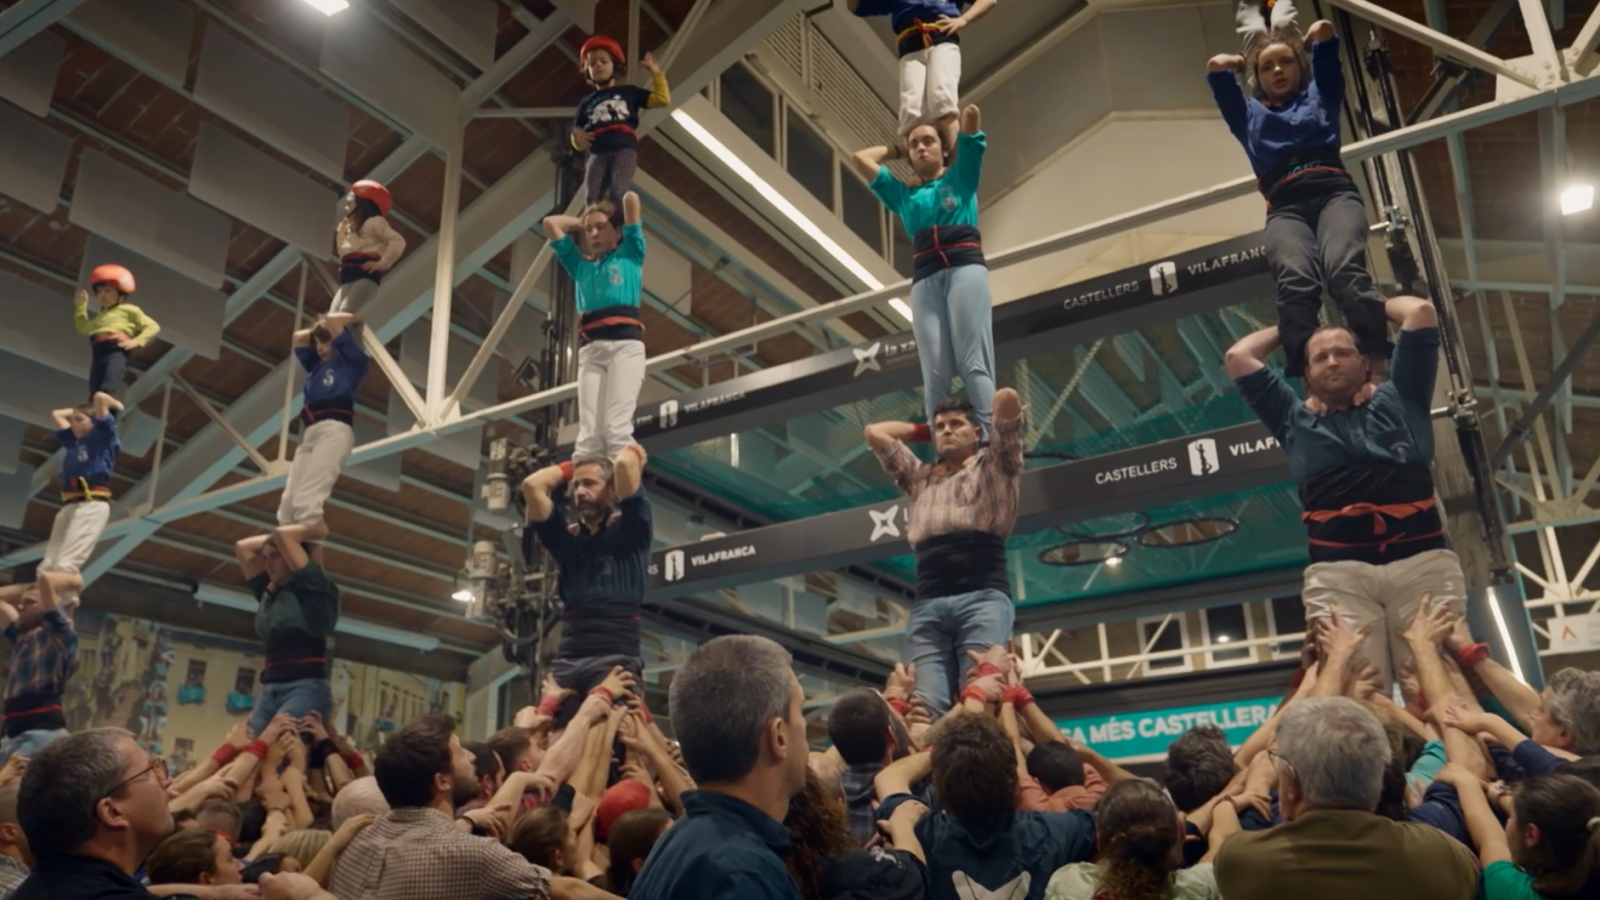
{"left": 1209, "top": 5, "right": 1391, "bottom": 380}
{"left": 43, "top": 390, "right": 123, "bottom": 614}
{"left": 0, "top": 572, "right": 80, "bottom": 764}
{"left": 864, "top": 385, "right": 1023, "bottom": 717}
{"left": 1227, "top": 294, "right": 1462, "bottom": 693}
{"left": 855, "top": 104, "right": 996, "bottom": 438}
{"left": 848, "top": 0, "right": 997, "bottom": 147}
{"left": 234, "top": 530, "right": 340, "bottom": 741}
{"left": 1441, "top": 764, "right": 1600, "bottom": 900}
{"left": 826, "top": 664, "right": 923, "bottom": 847}
{"left": 1045, "top": 778, "right": 1237, "bottom": 900}
{"left": 521, "top": 436, "right": 651, "bottom": 700}
{"left": 331, "top": 180, "right": 405, "bottom": 316}
{"left": 76, "top": 263, "right": 160, "bottom": 399}
{"left": 571, "top": 40, "right": 668, "bottom": 207}
{"left": 280, "top": 312, "right": 368, "bottom": 539}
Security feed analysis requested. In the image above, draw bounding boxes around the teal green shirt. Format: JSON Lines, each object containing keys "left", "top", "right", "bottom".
{"left": 1484, "top": 861, "right": 1544, "bottom": 900}
{"left": 550, "top": 222, "right": 646, "bottom": 314}
{"left": 872, "top": 130, "right": 986, "bottom": 237}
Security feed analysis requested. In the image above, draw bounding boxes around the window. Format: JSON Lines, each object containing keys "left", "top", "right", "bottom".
{"left": 1137, "top": 615, "right": 1192, "bottom": 675}
{"left": 720, "top": 64, "right": 774, "bottom": 155}
{"left": 841, "top": 165, "right": 882, "bottom": 253}
{"left": 891, "top": 216, "right": 913, "bottom": 279}
{"left": 786, "top": 108, "right": 834, "bottom": 207}
{"left": 184, "top": 659, "right": 207, "bottom": 688}
{"left": 233, "top": 667, "right": 255, "bottom": 695}
{"left": 1202, "top": 604, "right": 1255, "bottom": 667}
{"left": 1267, "top": 596, "right": 1308, "bottom": 659}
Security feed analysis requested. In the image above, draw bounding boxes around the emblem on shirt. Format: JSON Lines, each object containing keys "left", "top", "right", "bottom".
{"left": 868, "top": 505, "right": 901, "bottom": 542}
{"left": 853, "top": 342, "right": 883, "bottom": 377}
{"left": 1149, "top": 260, "right": 1178, "bottom": 296}
{"left": 940, "top": 187, "right": 957, "bottom": 211}
{"left": 1187, "top": 437, "right": 1220, "bottom": 476}
{"left": 321, "top": 369, "right": 336, "bottom": 388}
{"left": 1392, "top": 441, "right": 1413, "bottom": 463}
{"left": 952, "top": 871, "right": 1030, "bottom": 900}
{"left": 76, "top": 445, "right": 89, "bottom": 463}
{"left": 658, "top": 399, "right": 679, "bottom": 430}
{"left": 592, "top": 96, "right": 630, "bottom": 124}
{"left": 607, "top": 264, "right": 624, "bottom": 286}
{"left": 663, "top": 549, "right": 685, "bottom": 582}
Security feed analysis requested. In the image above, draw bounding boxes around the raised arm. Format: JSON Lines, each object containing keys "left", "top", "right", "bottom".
{"left": 520, "top": 464, "right": 567, "bottom": 524}
{"left": 323, "top": 312, "right": 359, "bottom": 337}
{"left": 1205, "top": 54, "right": 1250, "bottom": 139}
{"left": 613, "top": 444, "right": 645, "bottom": 500}
{"left": 235, "top": 534, "right": 270, "bottom": 580}
{"left": 543, "top": 213, "right": 583, "bottom": 242}
{"left": 864, "top": 419, "right": 924, "bottom": 451}
{"left": 640, "top": 53, "right": 670, "bottom": 108}
{"left": 91, "top": 391, "right": 123, "bottom": 420}
{"left": 1224, "top": 327, "right": 1280, "bottom": 379}
{"left": 961, "top": 104, "right": 981, "bottom": 135}
{"left": 527, "top": 692, "right": 613, "bottom": 788}
{"left": 622, "top": 190, "right": 642, "bottom": 226}
{"left": 74, "top": 289, "right": 93, "bottom": 335}
{"left": 1305, "top": 21, "right": 1344, "bottom": 114}
{"left": 50, "top": 407, "right": 74, "bottom": 430}
{"left": 874, "top": 750, "right": 932, "bottom": 800}
{"left": 851, "top": 144, "right": 900, "bottom": 182}
{"left": 292, "top": 328, "right": 313, "bottom": 348}
{"left": 1444, "top": 617, "right": 1543, "bottom": 730}
{"left": 1436, "top": 763, "right": 1513, "bottom": 866}
{"left": 1386, "top": 295, "right": 1437, "bottom": 331}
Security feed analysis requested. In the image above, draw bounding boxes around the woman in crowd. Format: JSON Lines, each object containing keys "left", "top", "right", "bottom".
{"left": 605, "top": 808, "right": 673, "bottom": 897}
{"left": 785, "top": 767, "right": 928, "bottom": 900}
{"left": 1444, "top": 767, "right": 1600, "bottom": 900}
{"left": 1046, "top": 778, "right": 1236, "bottom": 900}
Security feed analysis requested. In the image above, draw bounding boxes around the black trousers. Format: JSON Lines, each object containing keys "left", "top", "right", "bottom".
{"left": 1264, "top": 189, "right": 1393, "bottom": 377}
{"left": 89, "top": 344, "right": 128, "bottom": 399}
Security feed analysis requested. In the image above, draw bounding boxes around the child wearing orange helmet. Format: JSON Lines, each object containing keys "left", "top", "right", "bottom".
{"left": 331, "top": 179, "right": 406, "bottom": 316}
{"left": 571, "top": 36, "right": 670, "bottom": 207}
{"left": 74, "top": 264, "right": 160, "bottom": 400}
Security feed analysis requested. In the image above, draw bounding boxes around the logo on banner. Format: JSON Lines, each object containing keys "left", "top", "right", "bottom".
{"left": 853, "top": 342, "right": 883, "bottom": 377}
{"left": 1149, "top": 261, "right": 1178, "bottom": 296}
{"left": 663, "top": 550, "right": 685, "bottom": 583}
{"left": 690, "top": 545, "right": 756, "bottom": 566}
{"left": 869, "top": 506, "right": 902, "bottom": 542}
{"left": 659, "top": 399, "right": 679, "bottom": 430}
{"left": 1187, "top": 438, "right": 1220, "bottom": 477}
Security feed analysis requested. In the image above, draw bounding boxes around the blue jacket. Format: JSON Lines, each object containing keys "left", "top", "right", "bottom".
{"left": 56, "top": 415, "right": 118, "bottom": 495}
{"left": 877, "top": 794, "right": 1095, "bottom": 900}
{"left": 632, "top": 791, "right": 802, "bottom": 900}
{"left": 1209, "top": 37, "right": 1347, "bottom": 195}
{"left": 296, "top": 330, "right": 369, "bottom": 425}
{"left": 852, "top": 0, "right": 969, "bottom": 35}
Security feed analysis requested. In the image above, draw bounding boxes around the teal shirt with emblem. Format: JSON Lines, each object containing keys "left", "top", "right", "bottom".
{"left": 550, "top": 222, "right": 646, "bottom": 314}
{"left": 872, "top": 130, "right": 986, "bottom": 237}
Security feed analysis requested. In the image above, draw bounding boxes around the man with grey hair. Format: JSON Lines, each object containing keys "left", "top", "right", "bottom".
{"left": 631, "top": 634, "right": 808, "bottom": 900}
{"left": 522, "top": 445, "right": 651, "bottom": 706}
{"left": 1215, "top": 697, "right": 1478, "bottom": 900}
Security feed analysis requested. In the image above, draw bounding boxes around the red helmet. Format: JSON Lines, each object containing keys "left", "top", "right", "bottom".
{"left": 349, "top": 180, "right": 393, "bottom": 217}
{"left": 578, "top": 36, "right": 626, "bottom": 74}
{"left": 89, "top": 264, "right": 135, "bottom": 294}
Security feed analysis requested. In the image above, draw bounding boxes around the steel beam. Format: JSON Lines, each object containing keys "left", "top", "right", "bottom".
{"left": 0, "top": 0, "right": 84, "bottom": 57}
{"left": 1492, "top": 306, "right": 1600, "bottom": 467}
{"left": 1410, "top": 0, "right": 1518, "bottom": 123}
{"left": 1326, "top": 0, "right": 1538, "bottom": 88}
{"left": 428, "top": 141, "right": 465, "bottom": 420}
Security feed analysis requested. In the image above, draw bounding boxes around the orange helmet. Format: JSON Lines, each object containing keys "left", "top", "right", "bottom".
{"left": 89, "top": 264, "right": 136, "bottom": 294}
{"left": 578, "top": 36, "right": 626, "bottom": 74}
{"left": 349, "top": 180, "right": 393, "bottom": 217}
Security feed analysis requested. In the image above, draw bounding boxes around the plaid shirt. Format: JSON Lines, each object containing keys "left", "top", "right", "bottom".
{"left": 0, "top": 853, "right": 28, "bottom": 895}
{"left": 4, "top": 610, "right": 78, "bottom": 702}
{"left": 873, "top": 414, "right": 1023, "bottom": 547}
{"left": 330, "top": 807, "right": 551, "bottom": 900}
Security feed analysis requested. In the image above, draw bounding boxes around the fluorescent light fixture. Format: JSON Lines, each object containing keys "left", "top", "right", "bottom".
{"left": 1216, "top": 634, "right": 1231, "bottom": 643}
{"left": 301, "top": 0, "right": 350, "bottom": 15}
{"left": 1104, "top": 555, "right": 1122, "bottom": 568}
{"left": 194, "top": 583, "right": 440, "bottom": 652}
{"left": 1485, "top": 586, "right": 1527, "bottom": 684}
{"left": 671, "top": 109, "right": 912, "bottom": 323}
{"left": 451, "top": 588, "right": 474, "bottom": 602}
{"left": 1561, "top": 184, "right": 1595, "bottom": 216}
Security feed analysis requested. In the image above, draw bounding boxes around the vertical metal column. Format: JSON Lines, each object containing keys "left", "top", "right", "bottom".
{"left": 428, "top": 139, "right": 466, "bottom": 422}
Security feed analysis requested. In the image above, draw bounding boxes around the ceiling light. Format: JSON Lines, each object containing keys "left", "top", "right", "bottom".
{"left": 301, "top": 0, "right": 350, "bottom": 15}
{"left": 671, "top": 109, "right": 911, "bottom": 323}
{"left": 1485, "top": 586, "right": 1527, "bottom": 684}
{"left": 451, "top": 588, "right": 474, "bottom": 602}
{"left": 1216, "top": 634, "right": 1231, "bottom": 643}
{"left": 1561, "top": 184, "right": 1594, "bottom": 216}
{"left": 1104, "top": 555, "right": 1122, "bottom": 567}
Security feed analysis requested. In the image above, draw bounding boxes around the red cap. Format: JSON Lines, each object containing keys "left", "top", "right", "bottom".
{"left": 89, "top": 264, "right": 136, "bottom": 294}
{"left": 579, "top": 36, "right": 627, "bottom": 71}
{"left": 350, "top": 180, "right": 393, "bottom": 217}
{"left": 597, "top": 780, "right": 652, "bottom": 839}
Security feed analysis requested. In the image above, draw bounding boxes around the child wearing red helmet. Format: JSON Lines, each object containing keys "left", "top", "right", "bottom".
{"left": 331, "top": 179, "right": 406, "bottom": 316}
{"left": 571, "top": 36, "right": 670, "bottom": 207}
{"left": 74, "top": 263, "right": 160, "bottom": 400}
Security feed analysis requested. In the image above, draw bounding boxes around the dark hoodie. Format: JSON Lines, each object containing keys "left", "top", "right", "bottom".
{"left": 877, "top": 795, "right": 1094, "bottom": 900}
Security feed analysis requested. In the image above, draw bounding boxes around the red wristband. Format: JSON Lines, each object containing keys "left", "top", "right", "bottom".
{"left": 886, "top": 697, "right": 910, "bottom": 717}
{"left": 589, "top": 686, "right": 615, "bottom": 704}
{"left": 241, "top": 739, "right": 269, "bottom": 759}
{"left": 959, "top": 686, "right": 989, "bottom": 706}
{"left": 1457, "top": 642, "right": 1491, "bottom": 670}
{"left": 1004, "top": 686, "right": 1035, "bottom": 709}
{"left": 558, "top": 461, "right": 574, "bottom": 481}
{"left": 211, "top": 744, "right": 240, "bottom": 767}
{"left": 971, "top": 662, "right": 1002, "bottom": 679}
{"left": 1289, "top": 667, "right": 1308, "bottom": 691}
{"left": 909, "top": 423, "right": 932, "bottom": 443}
{"left": 537, "top": 695, "right": 562, "bottom": 717}
{"left": 343, "top": 751, "right": 364, "bottom": 771}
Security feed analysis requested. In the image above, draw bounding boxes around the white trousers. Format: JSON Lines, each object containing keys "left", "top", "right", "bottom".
{"left": 575, "top": 339, "right": 646, "bottom": 464}
{"left": 41, "top": 499, "right": 110, "bottom": 609}
{"left": 899, "top": 43, "right": 961, "bottom": 135}
{"left": 278, "top": 420, "right": 355, "bottom": 527}
{"left": 329, "top": 279, "right": 378, "bottom": 315}
{"left": 1301, "top": 548, "right": 1467, "bottom": 692}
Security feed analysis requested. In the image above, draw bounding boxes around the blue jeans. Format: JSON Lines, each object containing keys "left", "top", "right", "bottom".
{"left": 904, "top": 589, "right": 1014, "bottom": 719}
{"left": 248, "top": 678, "right": 333, "bottom": 736}
{"left": 911, "top": 264, "right": 995, "bottom": 436}
{"left": 0, "top": 728, "right": 70, "bottom": 764}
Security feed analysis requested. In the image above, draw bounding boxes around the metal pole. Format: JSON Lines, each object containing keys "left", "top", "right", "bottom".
{"left": 659, "top": 0, "right": 713, "bottom": 72}
{"left": 471, "top": 107, "right": 578, "bottom": 119}
{"left": 1515, "top": 0, "right": 1569, "bottom": 82}
{"left": 1326, "top": 0, "right": 1539, "bottom": 88}
{"left": 279, "top": 260, "right": 307, "bottom": 463}
{"left": 144, "top": 380, "right": 173, "bottom": 515}
{"left": 628, "top": 0, "right": 641, "bottom": 81}
{"left": 1574, "top": 1, "right": 1600, "bottom": 73}
{"left": 428, "top": 138, "right": 465, "bottom": 422}
{"left": 1493, "top": 305, "right": 1600, "bottom": 467}
{"left": 173, "top": 376, "right": 275, "bottom": 472}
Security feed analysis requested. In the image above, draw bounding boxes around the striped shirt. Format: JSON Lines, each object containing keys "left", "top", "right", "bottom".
{"left": 4, "top": 610, "right": 78, "bottom": 702}
{"left": 873, "top": 414, "right": 1023, "bottom": 547}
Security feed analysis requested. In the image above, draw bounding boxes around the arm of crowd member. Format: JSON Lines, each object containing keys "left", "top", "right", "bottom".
{"left": 849, "top": 144, "right": 902, "bottom": 182}
{"left": 1223, "top": 327, "right": 1280, "bottom": 380}
{"left": 1198, "top": 798, "right": 1241, "bottom": 865}
{"left": 147, "top": 887, "right": 261, "bottom": 899}
{"left": 520, "top": 465, "right": 567, "bottom": 524}
{"left": 250, "top": 809, "right": 291, "bottom": 860}
{"left": 1073, "top": 741, "right": 1139, "bottom": 787}
{"left": 281, "top": 751, "right": 315, "bottom": 830}
{"left": 1401, "top": 598, "right": 1496, "bottom": 779}
{"left": 1435, "top": 763, "right": 1513, "bottom": 867}
{"left": 879, "top": 799, "right": 930, "bottom": 863}
{"left": 619, "top": 710, "right": 691, "bottom": 814}
{"left": 1000, "top": 697, "right": 1045, "bottom": 810}
{"left": 1444, "top": 614, "right": 1544, "bottom": 731}
{"left": 1386, "top": 294, "right": 1438, "bottom": 331}
{"left": 1312, "top": 610, "right": 1366, "bottom": 698}
{"left": 571, "top": 705, "right": 623, "bottom": 807}
{"left": 303, "top": 813, "right": 375, "bottom": 889}
{"left": 1440, "top": 696, "right": 1528, "bottom": 751}
{"left": 167, "top": 771, "right": 239, "bottom": 815}
{"left": 258, "top": 870, "right": 340, "bottom": 900}
{"left": 222, "top": 714, "right": 294, "bottom": 798}
{"left": 875, "top": 750, "right": 932, "bottom": 801}
{"left": 1234, "top": 662, "right": 1318, "bottom": 769}
{"left": 532, "top": 678, "right": 627, "bottom": 785}
{"left": 549, "top": 875, "right": 626, "bottom": 900}
{"left": 1372, "top": 693, "right": 1438, "bottom": 741}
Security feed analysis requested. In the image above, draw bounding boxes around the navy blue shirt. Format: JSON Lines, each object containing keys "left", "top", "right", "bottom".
{"left": 12, "top": 855, "right": 163, "bottom": 900}
{"left": 1409, "top": 780, "right": 1474, "bottom": 848}
{"left": 1209, "top": 36, "right": 1347, "bottom": 194}
{"left": 1512, "top": 739, "right": 1568, "bottom": 778}
{"left": 877, "top": 793, "right": 1095, "bottom": 900}
{"left": 296, "top": 330, "right": 369, "bottom": 424}
{"left": 852, "top": 0, "right": 971, "bottom": 34}
{"left": 530, "top": 492, "right": 652, "bottom": 659}
{"left": 57, "top": 415, "right": 118, "bottom": 492}
{"left": 632, "top": 790, "right": 801, "bottom": 900}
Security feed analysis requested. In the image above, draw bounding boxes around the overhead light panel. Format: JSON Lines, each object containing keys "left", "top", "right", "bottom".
{"left": 671, "top": 109, "right": 911, "bottom": 323}
{"left": 1485, "top": 586, "right": 1527, "bottom": 684}
{"left": 1561, "top": 184, "right": 1594, "bottom": 216}
{"left": 302, "top": 0, "right": 350, "bottom": 15}
{"left": 1104, "top": 555, "right": 1122, "bottom": 568}
{"left": 451, "top": 588, "right": 474, "bottom": 602}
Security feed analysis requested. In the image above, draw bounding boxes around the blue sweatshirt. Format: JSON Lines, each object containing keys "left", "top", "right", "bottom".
{"left": 56, "top": 415, "right": 118, "bottom": 498}
{"left": 295, "top": 329, "right": 369, "bottom": 426}
{"left": 853, "top": 0, "right": 970, "bottom": 40}
{"left": 630, "top": 791, "right": 801, "bottom": 900}
{"left": 1208, "top": 36, "right": 1350, "bottom": 202}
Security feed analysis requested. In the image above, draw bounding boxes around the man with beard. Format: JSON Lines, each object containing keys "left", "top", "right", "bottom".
{"left": 1225, "top": 294, "right": 1461, "bottom": 692}
{"left": 330, "top": 713, "right": 608, "bottom": 900}
{"left": 521, "top": 448, "right": 650, "bottom": 704}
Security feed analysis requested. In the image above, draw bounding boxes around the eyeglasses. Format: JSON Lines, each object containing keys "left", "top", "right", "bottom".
{"left": 101, "top": 756, "right": 168, "bottom": 800}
